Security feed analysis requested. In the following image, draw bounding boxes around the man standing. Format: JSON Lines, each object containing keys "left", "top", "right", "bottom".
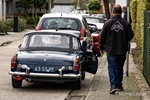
{"left": 100, "top": 4, "right": 134, "bottom": 94}
{"left": 122, "top": 6, "right": 127, "bottom": 20}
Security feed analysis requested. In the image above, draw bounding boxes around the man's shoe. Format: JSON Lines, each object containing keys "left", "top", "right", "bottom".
{"left": 110, "top": 87, "right": 117, "bottom": 94}
{"left": 116, "top": 87, "right": 124, "bottom": 91}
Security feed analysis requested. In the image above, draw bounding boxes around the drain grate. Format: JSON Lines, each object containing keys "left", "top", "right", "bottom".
{"left": 65, "top": 95, "right": 85, "bottom": 100}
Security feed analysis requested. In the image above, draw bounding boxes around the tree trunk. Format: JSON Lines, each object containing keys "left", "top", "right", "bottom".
{"left": 32, "top": 5, "right": 35, "bottom": 17}
{"left": 48, "top": 0, "right": 51, "bottom": 13}
{"left": 103, "top": 0, "right": 110, "bottom": 19}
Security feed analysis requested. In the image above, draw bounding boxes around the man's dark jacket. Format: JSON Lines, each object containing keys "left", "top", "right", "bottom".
{"left": 100, "top": 16, "right": 134, "bottom": 55}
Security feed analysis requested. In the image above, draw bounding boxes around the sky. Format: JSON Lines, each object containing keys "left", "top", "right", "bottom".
{"left": 116, "top": 0, "right": 127, "bottom": 7}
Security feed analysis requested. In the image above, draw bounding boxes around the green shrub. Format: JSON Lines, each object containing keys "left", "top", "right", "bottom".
{"left": 0, "top": 21, "right": 9, "bottom": 34}
{"left": 5, "top": 17, "right": 27, "bottom": 32}
{"left": 6, "top": 18, "right": 14, "bottom": 32}
{"left": 26, "top": 16, "right": 40, "bottom": 25}
{"left": 26, "top": 17, "right": 36, "bottom": 25}
{"left": 18, "top": 18, "right": 27, "bottom": 31}
{"left": 130, "top": 0, "right": 150, "bottom": 65}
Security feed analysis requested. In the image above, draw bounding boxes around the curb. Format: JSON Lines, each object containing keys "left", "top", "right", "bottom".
{"left": 0, "top": 41, "right": 12, "bottom": 46}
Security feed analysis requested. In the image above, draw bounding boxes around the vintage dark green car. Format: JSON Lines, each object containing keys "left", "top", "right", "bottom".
{"left": 9, "top": 31, "right": 98, "bottom": 89}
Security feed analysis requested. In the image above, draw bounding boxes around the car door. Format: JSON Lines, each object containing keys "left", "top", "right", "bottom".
{"left": 81, "top": 41, "right": 98, "bottom": 74}
{"left": 84, "top": 49, "right": 98, "bottom": 74}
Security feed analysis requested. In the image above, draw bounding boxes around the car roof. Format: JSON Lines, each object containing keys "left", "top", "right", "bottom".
{"left": 25, "top": 30, "right": 80, "bottom": 38}
{"left": 41, "top": 13, "right": 83, "bottom": 20}
{"left": 83, "top": 16, "right": 105, "bottom": 19}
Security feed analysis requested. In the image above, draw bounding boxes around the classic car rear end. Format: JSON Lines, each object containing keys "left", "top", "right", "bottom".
{"left": 9, "top": 31, "right": 98, "bottom": 89}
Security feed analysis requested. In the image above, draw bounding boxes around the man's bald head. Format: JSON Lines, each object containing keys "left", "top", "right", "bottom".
{"left": 112, "top": 4, "right": 122, "bottom": 15}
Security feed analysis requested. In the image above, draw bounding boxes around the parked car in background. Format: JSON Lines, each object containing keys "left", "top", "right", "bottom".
{"left": 83, "top": 16, "right": 105, "bottom": 32}
{"left": 35, "top": 13, "right": 91, "bottom": 48}
{"left": 88, "top": 23, "right": 101, "bottom": 56}
{"left": 91, "top": 14, "right": 107, "bottom": 21}
{"left": 9, "top": 31, "right": 98, "bottom": 89}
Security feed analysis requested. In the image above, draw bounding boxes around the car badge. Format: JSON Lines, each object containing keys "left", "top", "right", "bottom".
{"left": 44, "top": 59, "right": 47, "bottom": 62}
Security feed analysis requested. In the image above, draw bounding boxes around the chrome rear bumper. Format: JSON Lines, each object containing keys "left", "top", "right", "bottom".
{"left": 9, "top": 71, "right": 81, "bottom": 78}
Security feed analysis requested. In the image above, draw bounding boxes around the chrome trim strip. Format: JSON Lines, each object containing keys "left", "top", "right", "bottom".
{"left": 9, "top": 71, "right": 81, "bottom": 78}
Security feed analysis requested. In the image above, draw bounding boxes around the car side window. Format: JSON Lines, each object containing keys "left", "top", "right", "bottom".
{"left": 20, "top": 35, "right": 29, "bottom": 48}
{"left": 82, "top": 18, "right": 89, "bottom": 31}
{"left": 72, "top": 37, "right": 80, "bottom": 50}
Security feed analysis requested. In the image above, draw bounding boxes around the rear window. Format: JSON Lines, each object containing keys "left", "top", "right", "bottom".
{"left": 40, "top": 18, "right": 79, "bottom": 30}
{"left": 85, "top": 18, "right": 105, "bottom": 23}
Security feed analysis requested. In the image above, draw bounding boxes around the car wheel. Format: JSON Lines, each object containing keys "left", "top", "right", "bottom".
{"left": 12, "top": 77, "right": 22, "bottom": 88}
{"left": 72, "top": 78, "right": 81, "bottom": 90}
{"left": 81, "top": 72, "right": 85, "bottom": 80}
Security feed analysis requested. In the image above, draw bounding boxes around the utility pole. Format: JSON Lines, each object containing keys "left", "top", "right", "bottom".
{"left": 48, "top": 0, "right": 51, "bottom": 13}
{"left": 3, "top": 0, "right": 6, "bottom": 21}
{"left": 126, "top": 0, "right": 131, "bottom": 77}
{"left": 127, "top": 0, "right": 130, "bottom": 22}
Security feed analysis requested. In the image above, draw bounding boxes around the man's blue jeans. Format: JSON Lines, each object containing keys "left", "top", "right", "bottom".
{"left": 107, "top": 54, "right": 126, "bottom": 88}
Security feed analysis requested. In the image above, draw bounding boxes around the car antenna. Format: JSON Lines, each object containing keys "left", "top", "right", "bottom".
{"left": 56, "top": 28, "right": 59, "bottom": 31}
{"left": 61, "top": 5, "right": 62, "bottom": 16}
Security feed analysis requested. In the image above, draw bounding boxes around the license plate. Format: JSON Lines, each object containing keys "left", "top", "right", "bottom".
{"left": 33, "top": 66, "right": 55, "bottom": 72}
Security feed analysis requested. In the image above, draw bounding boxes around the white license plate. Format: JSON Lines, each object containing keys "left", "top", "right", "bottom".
{"left": 33, "top": 66, "right": 55, "bottom": 72}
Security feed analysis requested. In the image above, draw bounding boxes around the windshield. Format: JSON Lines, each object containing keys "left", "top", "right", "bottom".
{"left": 85, "top": 18, "right": 105, "bottom": 23}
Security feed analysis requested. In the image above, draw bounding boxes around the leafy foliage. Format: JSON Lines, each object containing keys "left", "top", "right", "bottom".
{"left": 16, "top": 0, "right": 54, "bottom": 17}
{"left": 71, "top": 0, "right": 89, "bottom": 11}
{"left": 88, "top": 0, "right": 101, "bottom": 14}
{"left": 0, "top": 21, "right": 9, "bottom": 34}
{"left": 130, "top": 0, "right": 150, "bottom": 67}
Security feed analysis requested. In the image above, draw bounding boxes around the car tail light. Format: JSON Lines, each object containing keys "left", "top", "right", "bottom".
{"left": 74, "top": 57, "right": 79, "bottom": 70}
{"left": 92, "top": 34, "right": 100, "bottom": 43}
{"left": 80, "top": 27, "right": 86, "bottom": 40}
{"left": 93, "top": 36, "right": 98, "bottom": 42}
{"left": 36, "top": 25, "right": 40, "bottom": 31}
{"left": 11, "top": 55, "right": 17, "bottom": 68}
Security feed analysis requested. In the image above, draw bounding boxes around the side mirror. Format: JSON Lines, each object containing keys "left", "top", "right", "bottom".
{"left": 88, "top": 23, "right": 98, "bottom": 33}
{"left": 90, "top": 27, "right": 97, "bottom": 33}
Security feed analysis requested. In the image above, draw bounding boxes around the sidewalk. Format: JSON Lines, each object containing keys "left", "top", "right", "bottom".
{"left": 0, "top": 30, "right": 150, "bottom": 100}
{"left": 85, "top": 43, "right": 150, "bottom": 100}
{"left": 0, "top": 30, "right": 32, "bottom": 46}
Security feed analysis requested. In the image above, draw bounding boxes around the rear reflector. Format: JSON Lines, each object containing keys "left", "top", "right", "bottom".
{"left": 15, "top": 76, "right": 22, "bottom": 80}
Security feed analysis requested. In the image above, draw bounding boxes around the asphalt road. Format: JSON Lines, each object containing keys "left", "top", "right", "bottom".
{"left": 0, "top": 38, "right": 95, "bottom": 100}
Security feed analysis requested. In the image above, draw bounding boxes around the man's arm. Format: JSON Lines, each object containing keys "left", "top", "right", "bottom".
{"left": 127, "top": 24, "right": 134, "bottom": 41}
{"left": 100, "top": 23, "right": 107, "bottom": 52}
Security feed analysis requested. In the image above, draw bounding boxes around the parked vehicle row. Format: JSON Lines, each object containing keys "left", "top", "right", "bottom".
{"left": 9, "top": 12, "right": 105, "bottom": 89}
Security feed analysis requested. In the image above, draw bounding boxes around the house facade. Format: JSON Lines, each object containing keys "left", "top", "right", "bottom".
{"left": 51, "top": 0, "right": 72, "bottom": 13}
{"left": 0, "top": 0, "right": 18, "bottom": 21}
{"left": 0, "top": 0, "right": 127, "bottom": 21}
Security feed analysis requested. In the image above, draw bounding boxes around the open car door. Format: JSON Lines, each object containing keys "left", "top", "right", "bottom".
{"left": 84, "top": 49, "right": 98, "bottom": 74}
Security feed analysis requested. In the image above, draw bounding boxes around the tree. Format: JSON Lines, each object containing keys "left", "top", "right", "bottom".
{"left": 71, "top": 0, "right": 89, "bottom": 11}
{"left": 103, "top": 0, "right": 110, "bottom": 19}
{"left": 16, "top": 0, "right": 54, "bottom": 17}
{"left": 88, "top": 0, "right": 101, "bottom": 14}
{"left": 46, "top": 0, "right": 55, "bottom": 13}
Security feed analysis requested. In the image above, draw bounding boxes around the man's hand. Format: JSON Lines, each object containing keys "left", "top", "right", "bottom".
{"left": 100, "top": 50, "right": 104, "bottom": 54}
{"left": 100, "top": 50, "right": 105, "bottom": 57}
